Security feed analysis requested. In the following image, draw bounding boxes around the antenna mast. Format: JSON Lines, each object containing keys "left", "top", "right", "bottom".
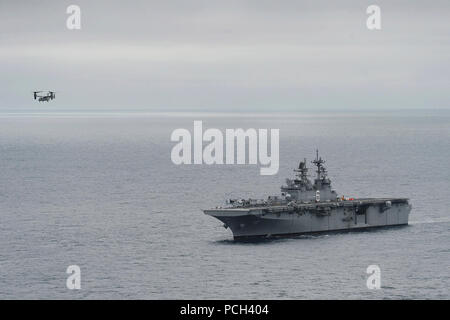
{"left": 312, "top": 149, "right": 325, "bottom": 181}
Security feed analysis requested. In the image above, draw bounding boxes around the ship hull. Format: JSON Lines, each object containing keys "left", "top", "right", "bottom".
{"left": 204, "top": 199, "right": 411, "bottom": 240}
{"left": 232, "top": 224, "right": 409, "bottom": 241}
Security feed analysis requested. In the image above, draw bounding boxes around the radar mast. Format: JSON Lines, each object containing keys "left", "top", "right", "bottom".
{"left": 312, "top": 149, "right": 326, "bottom": 181}
{"left": 294, "top": 158, "right": 309, "bottom": 182}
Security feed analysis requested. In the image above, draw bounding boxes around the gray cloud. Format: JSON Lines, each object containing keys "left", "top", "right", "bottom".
{"left": 0, "top": 0, "right": 449, "bottom": 111}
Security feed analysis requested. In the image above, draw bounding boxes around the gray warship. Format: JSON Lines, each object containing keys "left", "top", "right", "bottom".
{"left": 204, "top": 151, "right": 411, "bottom": 240}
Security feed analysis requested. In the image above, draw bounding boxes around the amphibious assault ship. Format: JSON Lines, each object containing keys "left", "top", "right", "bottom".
{"left": 204, "top": 151, "right": 411, "bottom": 240}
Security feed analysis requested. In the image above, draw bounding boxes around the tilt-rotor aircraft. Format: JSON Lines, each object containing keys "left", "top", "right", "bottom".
{"left": 33, "top": 91, "right": 56, "bottom": 102}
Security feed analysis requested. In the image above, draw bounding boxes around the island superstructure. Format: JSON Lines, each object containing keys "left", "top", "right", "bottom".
{"left": 204, "top": 151, "right": 411, "bottom": 240}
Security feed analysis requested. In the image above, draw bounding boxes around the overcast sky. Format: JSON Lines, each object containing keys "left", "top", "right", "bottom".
{"left": 0, "top": 0, "right": 449, "bottom": 111}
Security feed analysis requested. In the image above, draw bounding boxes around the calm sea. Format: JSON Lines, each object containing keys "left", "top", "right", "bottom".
{"left": 0, "top": 111, "right": 449, "bottom": 299}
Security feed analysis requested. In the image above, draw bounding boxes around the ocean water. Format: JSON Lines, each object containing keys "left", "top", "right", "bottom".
{"left": 0, "top": 111, "right": 449, "bottom": 299}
